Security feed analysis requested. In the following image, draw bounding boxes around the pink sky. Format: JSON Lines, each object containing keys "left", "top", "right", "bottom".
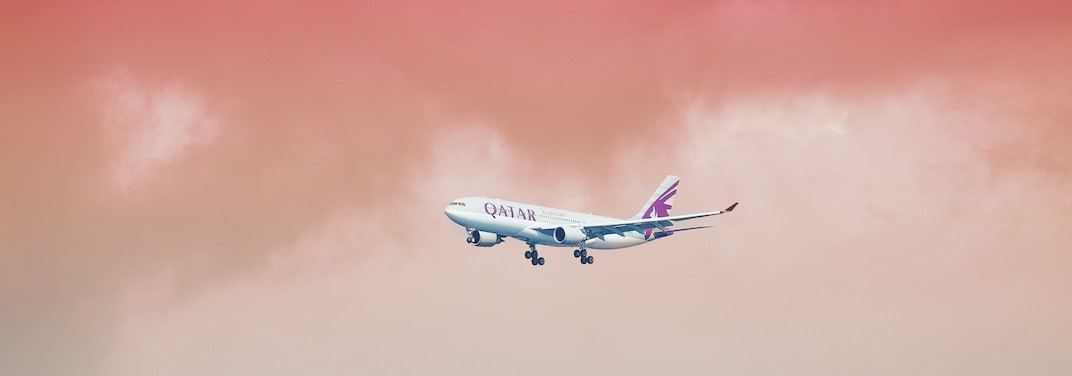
{"left": 2, "top": 2, "right": 1071, "bottom": 374}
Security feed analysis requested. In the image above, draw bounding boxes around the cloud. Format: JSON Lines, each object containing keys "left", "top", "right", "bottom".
{"left": 98, "top": 83, "right": 1072, "bottom": 375}
{"left": 103, "top": 126, "right": 516, "bottom": 375}
{"left": 93, "top": 70, "right": 219, "bottom": 191}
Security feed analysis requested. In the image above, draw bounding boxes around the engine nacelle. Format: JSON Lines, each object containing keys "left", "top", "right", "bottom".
{"left": 553, "top": 226, "right": 587, "bottom": 245}
{"left": 467, "top": 230, "right": 503, "bottom": 247}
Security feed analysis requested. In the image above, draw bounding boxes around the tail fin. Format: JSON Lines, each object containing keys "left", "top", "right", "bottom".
{"left": 632, "top": 175, "right": 679, "bottom": 219}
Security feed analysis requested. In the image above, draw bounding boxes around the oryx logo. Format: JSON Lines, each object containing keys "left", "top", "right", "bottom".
{"left": 641, "top": 181, "right": 677, "bottom": 239}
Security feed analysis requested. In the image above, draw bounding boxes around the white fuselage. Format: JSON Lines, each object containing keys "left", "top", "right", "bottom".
{"left": 444, "top": 196, "right": 648, "bottom": 249}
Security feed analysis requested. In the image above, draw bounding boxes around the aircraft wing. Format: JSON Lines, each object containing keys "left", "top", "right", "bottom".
{"left": 535, "top": 202, "right": 737, "bottom": 239}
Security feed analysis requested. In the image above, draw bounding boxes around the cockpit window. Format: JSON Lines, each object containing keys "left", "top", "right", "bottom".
{"left": 450, "top": 202, "right": 466, "bottom": 206}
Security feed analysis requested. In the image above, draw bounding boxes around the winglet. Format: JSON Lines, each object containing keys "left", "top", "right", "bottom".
{"left": 724, "top": 202, "right": 738, "bottom": 212}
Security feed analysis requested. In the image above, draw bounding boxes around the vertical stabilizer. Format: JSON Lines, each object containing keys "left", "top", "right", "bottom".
{"left": 632, "top": 175, "right": 679, "bottom": 220}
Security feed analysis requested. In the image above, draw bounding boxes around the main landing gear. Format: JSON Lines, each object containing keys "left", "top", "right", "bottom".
{"left": 524, "top": 243, "right": 545, "bottom": 266}
{"left": 573, "top": 248, "right": 594, "bottom": 265}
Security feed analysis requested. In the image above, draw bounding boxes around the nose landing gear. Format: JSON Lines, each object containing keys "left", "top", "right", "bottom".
{"left": 574, "top": 248, "right": 594, "bottom": 265}
{"left": 525, "top": 243, "right": 545, "bottom": 266}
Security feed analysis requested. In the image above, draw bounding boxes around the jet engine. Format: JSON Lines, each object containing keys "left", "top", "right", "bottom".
{"left": 553, "top": 226, "right": 587, "bottom": 245}
{"left": 467, "top": 230, "right": 503, "bottom": 247}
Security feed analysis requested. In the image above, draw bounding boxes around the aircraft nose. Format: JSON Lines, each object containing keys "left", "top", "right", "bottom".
{"left": 444, "top": 205, "right": 460, "bottom": 221}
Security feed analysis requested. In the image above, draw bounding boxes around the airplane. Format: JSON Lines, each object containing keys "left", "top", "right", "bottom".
{"left": 443, "top": 175, "right": 737, "bottom": 266}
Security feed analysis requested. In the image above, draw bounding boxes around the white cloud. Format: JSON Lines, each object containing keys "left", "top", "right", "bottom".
{"left": 94, "top": 70, "right": 219, "bottom": 191}
{"left": 417, "top": 124, "right": 517, "bottom": 200}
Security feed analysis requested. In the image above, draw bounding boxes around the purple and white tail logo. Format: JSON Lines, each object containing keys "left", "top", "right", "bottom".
{"left": 641, "top": 181, "right": 677, "bottom": 239}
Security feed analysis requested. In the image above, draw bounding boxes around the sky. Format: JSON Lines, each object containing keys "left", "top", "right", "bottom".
{"left": 2, "top": 1, "right": 1072, "bottom": 375}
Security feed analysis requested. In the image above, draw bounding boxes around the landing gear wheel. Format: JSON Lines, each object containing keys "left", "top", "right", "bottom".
{"left": 537, "top": 257, "right": 545, "bottom": 265}
{"left": 586, "top": 256, "right": 594, "bottom": 264}
{"left": 525, "top": 243, "right": 539, "bottom": 264}
{"left": 580, "top": 256, "right": 588, "bottom": 265}
{"left": 573, "top": 249, "right": 581, "bottom": 258}
{"left": 579, "top": 249, "right": 588, "bottom": 259}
